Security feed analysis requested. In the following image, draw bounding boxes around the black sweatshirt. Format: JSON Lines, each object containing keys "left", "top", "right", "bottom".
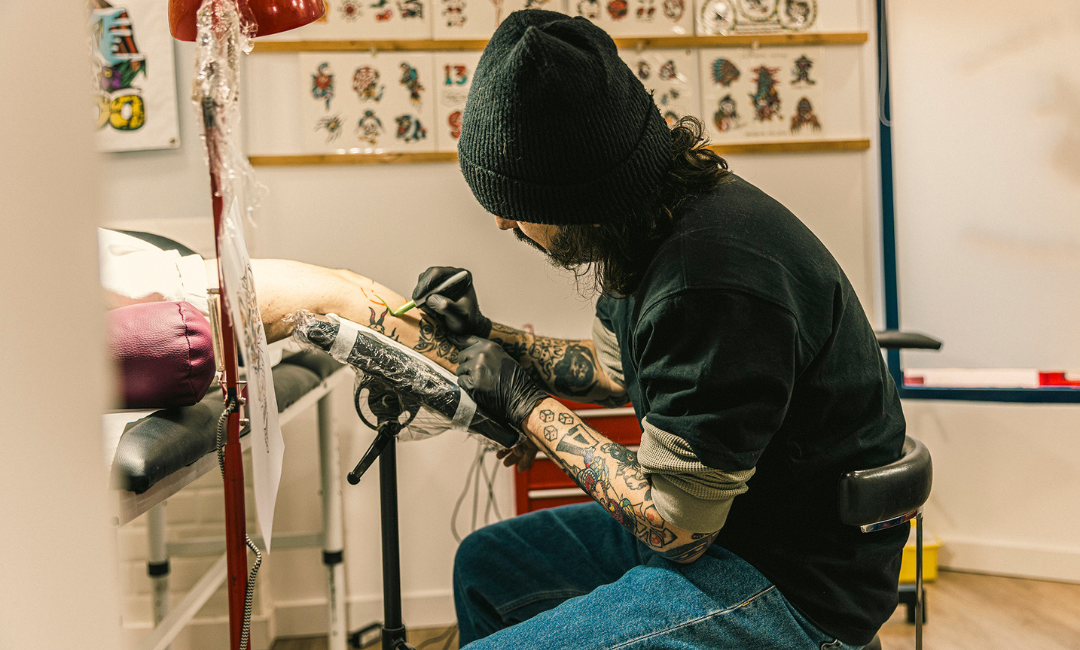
{"left": 596, "top": 174, "right": 907, "bottom": 645}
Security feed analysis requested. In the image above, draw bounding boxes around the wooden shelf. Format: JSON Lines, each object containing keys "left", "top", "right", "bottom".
{"left": 252, "top": 32, "right": 867, "bottom": 53}
{"left": 708, "top": 138, "right": 870, "bottom": 154}
{"left": 248, "top": 139, "right": 870, "bottom": 166}
{"left": 249, "top": 151, "right": 458, "bottom": 166}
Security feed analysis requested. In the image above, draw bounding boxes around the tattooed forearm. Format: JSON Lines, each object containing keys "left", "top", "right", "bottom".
{"left": 413, "top": 315, "right": 459, "bottom": 363}
{"left": 661, "top": 532, "right": 720, "bottom": 563}
{"left": 488, "top": 323, "right": 628, "bottom": 406}
{"left": 527, "top": 399, "right": 718, "bottom": 563}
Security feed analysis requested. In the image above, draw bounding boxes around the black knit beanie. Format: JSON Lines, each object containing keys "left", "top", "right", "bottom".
{"left": 458, "top": 10, "right": 672, "bottom": 226}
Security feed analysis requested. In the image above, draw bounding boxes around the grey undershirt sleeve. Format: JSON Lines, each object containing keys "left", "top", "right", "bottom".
{"left": 638, "top": 417, "right": 755, "bottom": 533}
{"left": 591, "top": 317, "right": 626, "bottom": 389}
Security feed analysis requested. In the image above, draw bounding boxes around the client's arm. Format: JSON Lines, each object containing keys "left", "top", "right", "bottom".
{"left": 207, "top": 259, "right": 461, "bottom": 371}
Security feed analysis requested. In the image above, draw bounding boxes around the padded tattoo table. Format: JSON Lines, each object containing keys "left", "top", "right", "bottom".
{"left": 105, "top": 349, "right": 353, "bottom": 650}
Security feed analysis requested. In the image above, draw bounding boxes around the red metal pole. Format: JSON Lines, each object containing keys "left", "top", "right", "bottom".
{"left": 208, "top": 132, "right": 248, "bottom": 650}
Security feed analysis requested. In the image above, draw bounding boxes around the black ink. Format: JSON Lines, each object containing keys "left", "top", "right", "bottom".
{"left": 414, "top": 316, "right": 458, "bottom": 363}
{"left": 552, "top": 344, "right": 597, "bottom": 397}
{"left": 367, "top": 307, "right": 400, "bottom": 341}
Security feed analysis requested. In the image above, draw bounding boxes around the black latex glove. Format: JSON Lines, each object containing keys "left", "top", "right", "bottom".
{"left": 412, "top": 266, "right": 492, "bottom": 339}
{"left": 456, "top": 336, "right": 550, "bottom": 432}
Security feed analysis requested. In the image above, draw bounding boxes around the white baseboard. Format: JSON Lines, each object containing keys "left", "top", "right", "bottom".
{"left": 122, "top": 615, "right": 273, "bottom": 650}
{"left": 273, "top": 590, "right": 456, "bottom": 639}
{"left": 939, "top": 537, "right": 1080, "bottom": 583}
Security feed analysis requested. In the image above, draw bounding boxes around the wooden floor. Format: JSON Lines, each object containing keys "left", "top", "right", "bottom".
{"left": 273, "top": 571, "right": 1080, "bottom": 650}
{"left": 878, "top": 571, "right": 1080, "bottom": 650}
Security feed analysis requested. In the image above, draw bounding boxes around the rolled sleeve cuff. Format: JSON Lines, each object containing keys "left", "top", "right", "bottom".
{"left": 639, "top": 416, "right": 755, "bottom": 532}
{"left": 650, "top": 474, "right": 735, "bottom": 533}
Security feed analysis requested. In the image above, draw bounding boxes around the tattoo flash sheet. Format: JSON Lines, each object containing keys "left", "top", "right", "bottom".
{"left": 433, "top": 52, "right": 481, "bottom": 152}
{"left": 697, "top": 0, "right": 816, "bottom": 35}
{"left": 299, "top": 53, "right": 437, "bottom": 154}
{"left": 619, "top": 49, "right": 700, "bottom": 128}
{"left": 434, "top": 0, "right": 569, "bottom": 40}
{"left": 261, "top": 0, "right": 433, "bottom": 40}
{"left": 698, "top": 46, "right": 827, "bottom": 143}
{"left": 571, "top": 0, "right": 693, "bottom": 38}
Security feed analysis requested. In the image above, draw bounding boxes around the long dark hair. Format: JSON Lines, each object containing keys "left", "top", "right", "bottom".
{"left": 547, "top": 116, "right": 731, "bottom": 297}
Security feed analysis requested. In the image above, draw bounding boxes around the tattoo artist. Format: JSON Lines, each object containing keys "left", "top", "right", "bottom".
{"left": 413, "top": 11, "right": 906, "bottom": 650}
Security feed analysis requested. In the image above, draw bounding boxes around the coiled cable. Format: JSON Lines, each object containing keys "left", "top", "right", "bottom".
{"left": 215, "top": 401, "right": 263, "bottom": 650}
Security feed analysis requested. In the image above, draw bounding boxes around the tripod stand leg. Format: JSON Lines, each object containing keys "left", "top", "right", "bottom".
{"left": 379, "top": 438, "right": 411, "bottom": 650}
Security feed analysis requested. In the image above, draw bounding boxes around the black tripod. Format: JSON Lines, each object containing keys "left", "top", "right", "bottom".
{"left": 347, "top": 381, "right": 419, "bottom": 650}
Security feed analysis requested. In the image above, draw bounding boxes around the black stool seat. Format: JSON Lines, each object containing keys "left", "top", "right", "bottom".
{"left": 839, "top": 436, "right": 933, "bottom": 529}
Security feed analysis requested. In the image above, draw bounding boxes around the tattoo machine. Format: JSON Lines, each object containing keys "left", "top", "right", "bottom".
{"left": 289, "top": 311, "right": 521, "bottom": 474}
{"left": 379, "top": 269, "right": 469, "bottom": 317}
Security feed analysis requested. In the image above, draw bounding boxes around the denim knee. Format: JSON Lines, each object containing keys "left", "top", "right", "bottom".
{"left": 454, "top": 524, "right": 508, "bottom": 590}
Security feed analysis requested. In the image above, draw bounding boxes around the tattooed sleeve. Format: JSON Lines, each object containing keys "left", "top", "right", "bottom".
{"left": 529, "top": 402, "right": 721, "bottom": 564}
{"left": 488, "top": 323, "right": 628, "bottom": 406}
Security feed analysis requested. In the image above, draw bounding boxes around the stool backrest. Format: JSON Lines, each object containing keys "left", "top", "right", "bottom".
{"left": 838, "top": 436, "right": 933, "bottom": 530}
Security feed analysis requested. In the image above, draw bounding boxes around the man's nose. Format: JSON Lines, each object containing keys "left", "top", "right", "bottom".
{"left": 494, "top": 216, "right": 518, "bottom": 231}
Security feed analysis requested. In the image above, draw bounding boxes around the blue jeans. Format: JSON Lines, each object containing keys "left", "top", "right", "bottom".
{"left": 454, "top": 503, "right": 861, "bottom": 650}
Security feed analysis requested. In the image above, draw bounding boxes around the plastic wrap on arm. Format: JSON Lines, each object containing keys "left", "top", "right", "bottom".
{"left": 290, "top": 311, "right": 520, "bottom": 448}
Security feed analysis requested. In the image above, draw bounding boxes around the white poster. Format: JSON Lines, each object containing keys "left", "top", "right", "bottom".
{"left": 263, "top": 0, "right": 434, "bottom": 40}
{"left": 219, "top": 199, "right": 284, "bottom": 551}
{"left": 696, "top": 0, "right": 818, "bottom": 35}
{"left": 433, "top": 0, "right": 567, "bottom": 40}
{"left": 619, "top": 48, "right": 700, "bottom": 128}
{"left": 699, "top": 46, "right": 827, "bottom": 143}
{"left": 90, "top": 0, "right": 180, "bottom": 152}
{"left": 433, "top": 52, "right": 482, "bottom": 152}
{"left": 571, "top": 0, "right": 692, "bottom": 38}
{"left": 300, "top": 53, "right": 437, "bottom": 154}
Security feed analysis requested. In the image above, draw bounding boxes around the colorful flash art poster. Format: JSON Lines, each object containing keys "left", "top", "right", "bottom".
{"left": 434, "top": 52, "right": 481, "bottom": 152}
{"left": 433, "top": 0, "right": 567, "bottom": 40}
{"left": 619, "top": 49, "right": 700, "bottom": 128}
{"left": 698, "top": 47, "right": 826, "bottom": 143}
{"left": 573, "top": 0, "right": 693, "bottom": 38}
{"left": 90, "top": 0, "right": 180, "bottom": 152}
{"left": 263, "top": 0, "right": 433, "bottom": 40}
{"left": 300, "top": 53, "right": 437, "bottom": 153}
{"left": 697, "top": 0, "right": 819, "bottom": 35}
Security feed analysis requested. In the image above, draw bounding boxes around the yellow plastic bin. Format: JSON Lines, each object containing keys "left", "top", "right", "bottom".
{"left": 899, "top": 519, "right": 939, "bottom": 583}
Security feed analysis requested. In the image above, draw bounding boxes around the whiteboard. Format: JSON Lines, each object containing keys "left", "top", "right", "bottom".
{"left": 888, "top": 0, "right": 1080, "bottom": 371}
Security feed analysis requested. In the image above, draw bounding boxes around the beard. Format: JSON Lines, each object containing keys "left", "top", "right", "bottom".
{"left": 513, "top": 225, "right": 598, "bottom": 269}
{"left": 513, "top": 227, "right": 548, "bottom": 254}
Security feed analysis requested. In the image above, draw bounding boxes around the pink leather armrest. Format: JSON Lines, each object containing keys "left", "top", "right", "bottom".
{"left": 108, "top": 301, "right": 216, "bottom": 409}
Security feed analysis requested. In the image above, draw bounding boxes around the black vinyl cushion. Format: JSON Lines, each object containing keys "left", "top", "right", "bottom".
{"left": 874, "top": 330, "right": 943, "bottom": 350}
{"left": 116, "top": 230, "right": 200, "bottom": 258}
{"left": 838, "top": 436, "right": 933, "bottom": 527}
{"left": 112, "top": 350, "right": 342, "bottom": 493}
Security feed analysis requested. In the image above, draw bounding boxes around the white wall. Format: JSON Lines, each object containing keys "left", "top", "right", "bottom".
{"left": 100, "top": 0, "right": 1080, "bottom": 644}
{"left": 888, "top": 0, "right": 1080, "bottom": 582}
{"left": 0, "top": 3, "right": 121, "bottom": 650}
{"left": 108, "top": 16, "right": 885, "bottom": 645}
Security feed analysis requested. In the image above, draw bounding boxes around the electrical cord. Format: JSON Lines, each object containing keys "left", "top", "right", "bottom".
{"left": 450, "top": 440, "right": 505, "bottom": 543}
{"left": 215, "top": 402, "right": 263, "bottom": 650}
